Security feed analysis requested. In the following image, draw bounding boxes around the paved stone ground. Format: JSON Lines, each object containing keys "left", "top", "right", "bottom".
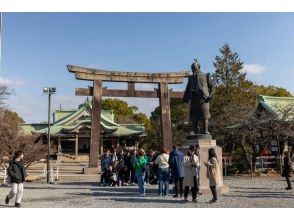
{"left": 0, "top": 176, "right": 293, "bottom": 208}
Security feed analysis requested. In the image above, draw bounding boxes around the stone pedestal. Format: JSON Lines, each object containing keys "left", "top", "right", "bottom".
{"left": 180, "top": 135, "right": 229, "bottom": 194}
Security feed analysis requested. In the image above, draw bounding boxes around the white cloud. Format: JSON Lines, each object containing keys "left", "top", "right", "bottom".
{"left": 0, "top": 76, "right": 27, "bottom": 87}
{"left": 242, "top": 64, "right": 266, "bottom": 74}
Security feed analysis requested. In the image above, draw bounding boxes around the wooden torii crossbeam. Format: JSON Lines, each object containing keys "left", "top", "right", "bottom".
{"left": 67, "top": 65, "right": 189, "bottom": 168}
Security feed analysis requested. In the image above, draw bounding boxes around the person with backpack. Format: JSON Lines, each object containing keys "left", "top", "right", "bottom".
{"left": 169, "top": 145, "right": 185, "bottom": 198}
{"left": 133, "top": 149, "right": 147, "bottom": 196}
{"left": 282, "top": 151, "right": 293, "bottom": 190}
{"left": 5, "top": 150, "right": 26, "bottom": 208}
{"left": 154, "top": 147, "right": 170, "bottom": 196}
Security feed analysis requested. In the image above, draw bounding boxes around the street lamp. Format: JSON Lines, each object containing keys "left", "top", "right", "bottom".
{"left": 43, "top": 87, "right": 56, "bottom": 184}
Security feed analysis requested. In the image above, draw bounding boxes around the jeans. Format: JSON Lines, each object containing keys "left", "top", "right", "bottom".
{"left": 174, "top": 177, "right": 184, "bottom": 196}
{"left": 145, "top": 166, "right": 151, "bottom": 183}
{"left": 158, "top": 168, "right": 169, "bottom": 196}
{"left": 7, "top": 183, "right": 24, "bottom": 204}
{"left": 135, "top": 171, "right": 145, "bottom": 195}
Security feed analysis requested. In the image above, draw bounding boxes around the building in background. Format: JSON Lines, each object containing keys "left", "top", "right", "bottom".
{"left": 21, "top": 99, "right": 146, "bottom": 157}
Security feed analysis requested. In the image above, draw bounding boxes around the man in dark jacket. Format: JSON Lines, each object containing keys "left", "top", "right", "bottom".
{"left": 5, "top": 150, "right": 26, "bottom": 207}
{"left": 282, "top": 151, "right": 292, "bottom": 190}
{"left": 100, "top": 150, "right": 111, "bottom": 185}
{"left": 169, "top": 146, "right": 185, "bottom": 197}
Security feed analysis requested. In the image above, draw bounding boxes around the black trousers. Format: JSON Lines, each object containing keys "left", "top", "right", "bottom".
{"left": 210, "top": 186, "right": 218, "bottom": 201}
{"left": 286, "top": 176, "right": 292, "bottom": 188}
{"left": 184, "top": 176, "right": 199, "bottom": 200}
{"left": 174, "top": 177, "right": 184, "bottom": 196}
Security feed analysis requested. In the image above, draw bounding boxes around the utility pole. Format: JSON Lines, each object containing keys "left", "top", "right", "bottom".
{"left": 43, "top": 87, "right": 56, "bottom": 183}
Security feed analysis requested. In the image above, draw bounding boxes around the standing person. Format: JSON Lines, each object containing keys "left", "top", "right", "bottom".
{"left": 282, "top": 151, "right": 293, "bottom": 190}
{"left": 130, "top": 150, "right": 137, "bottom": 185}
{"left": 204, "top": 148, "right": 221, "bottom": 204}
{"left": 145, "top": 149, "right": 155, "bottom": 185}
{"left": 194, "top": 144, "right": 203, "bottom": 195}
{"left": 169, "top": 145, "right": 185, "bottom": 198}
{"left": 110, "top": 150, "right": 118, "bottom": 163}
{"left": 183, "top": 146, "right": 199, "bottom": 203}
{"left": 124, "top": 152, "right": 132, "bottom": 185}
{"left": 133, "top": 149, "right": 147, "bottom": 196}
{"left": 5, "top": 150, "right": 26, "bottom": 207}
{"left": 100, "top": 150, "right": 111, "bottom": 185}
{"left": 154, "top": 147, "right": 170, "bottom": 196}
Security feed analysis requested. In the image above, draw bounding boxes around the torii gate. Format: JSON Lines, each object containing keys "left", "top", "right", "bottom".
{"left": 67, "top": 65, "right": 189, "bottom": 168}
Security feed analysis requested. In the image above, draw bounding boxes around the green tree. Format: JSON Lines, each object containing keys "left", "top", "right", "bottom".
{"left": 101, "top": 98, "right": 152, "bottom": 148}
{"left": 148, "top": 99, "right": 190, "bottom": 150}
{"left": 213, "top": 43, "right": 246, "bottom": 91}
{"left": 102, "top": 98, "right": 137, "bottom": 118}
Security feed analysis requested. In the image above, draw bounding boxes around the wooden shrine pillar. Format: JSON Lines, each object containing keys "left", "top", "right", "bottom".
{"left": 89, "top": 80, "right": 103, "bottom": 167}
{"left": 75, "top": 134, "right": 79, "bottom": 160}
{"left": 159, "top": 82, "right": 172, "bottom": 150}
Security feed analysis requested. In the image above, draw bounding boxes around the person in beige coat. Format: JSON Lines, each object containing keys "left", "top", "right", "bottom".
{"left": 204, "top": 148, "right": 221, "bottom": 204}
{"left": 183, "top": 146, "right": 200, "bottom": 203}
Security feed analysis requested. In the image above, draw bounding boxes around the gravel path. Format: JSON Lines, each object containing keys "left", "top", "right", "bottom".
{"left": 0, "top": 176, "right": 293, "bottom": 208}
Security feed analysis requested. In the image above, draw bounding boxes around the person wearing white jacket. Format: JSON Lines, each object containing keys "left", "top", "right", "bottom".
{"left": 183, "top": 146, "right": 200, "bottom": 203}
{"left": 154, "top": 148, "right": 170, "bottom": 196}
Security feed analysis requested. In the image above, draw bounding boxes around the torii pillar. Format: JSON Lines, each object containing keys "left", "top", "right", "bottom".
{"left": 89, "top": 80, "right": 102, "bottom": 167}
{"left": 159, "top": 82, "right": 172, "bottom": 149}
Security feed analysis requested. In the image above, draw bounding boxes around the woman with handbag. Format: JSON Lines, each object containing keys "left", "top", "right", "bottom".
{"left": 282, "top": 151, "right": 292, "bottom": 190}
{"left": 133, "top": 149, "right": 148, "bottom": 196}
{"left": 154, "top": 147, "right": 170, "bottom": 196}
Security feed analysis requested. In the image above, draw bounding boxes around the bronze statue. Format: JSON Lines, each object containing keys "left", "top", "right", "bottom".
{"left": 183, "top": 59, "right": 215, "bottom": 135}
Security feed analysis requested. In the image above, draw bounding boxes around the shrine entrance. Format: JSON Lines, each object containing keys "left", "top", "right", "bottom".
{"left": 67, "top": 65, "right": 189, "bottom": 168}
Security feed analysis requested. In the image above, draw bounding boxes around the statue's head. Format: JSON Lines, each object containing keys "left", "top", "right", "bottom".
{"left": 191, "top": 59, "right": 200, "bottom": 73}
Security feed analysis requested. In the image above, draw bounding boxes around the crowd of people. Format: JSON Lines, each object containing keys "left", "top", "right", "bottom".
{"left": 100, "top": 145, "right": 222, "bottom": 203}
{"left": 2, "top": 147, "right": 293, "bottom": 207}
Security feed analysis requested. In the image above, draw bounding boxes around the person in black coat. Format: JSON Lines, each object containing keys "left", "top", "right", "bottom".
{"left": 100, "top": 151, "right": 111, "bottom": 185}
{"left": 282, "top": 151, "right": 292, "bottom": 190}
{"left": 5, "top": 150, "right": 26, "bottom": 207}
{"left": 169, "top": 145, "right": 185, "bottom": 198}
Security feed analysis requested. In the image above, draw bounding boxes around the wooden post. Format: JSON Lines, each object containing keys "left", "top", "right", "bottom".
{"left": 159, "top": 82, "right": 172, "bottom": 150}
{"left": 89, "top": 80, "right": 102, "bottom": 167}
{"left": 75, "top": 134, "right": 79, "bottom": 160}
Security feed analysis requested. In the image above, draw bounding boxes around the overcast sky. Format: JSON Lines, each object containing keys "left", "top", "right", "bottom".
{"left": 1, "top": 13, "right": 294, "bottom": 123}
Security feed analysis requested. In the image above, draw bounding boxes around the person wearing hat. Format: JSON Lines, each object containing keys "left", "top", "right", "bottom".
{"left": 183, "top": 59, "right": 215, "bottom": 135}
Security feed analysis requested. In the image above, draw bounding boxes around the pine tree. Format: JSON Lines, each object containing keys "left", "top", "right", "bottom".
{"left": 213, "top": 43, "right": 246, "bottom": 92}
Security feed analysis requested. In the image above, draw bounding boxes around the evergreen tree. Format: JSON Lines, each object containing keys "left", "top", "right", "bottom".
{"left": 213, "top": 43, "right": 246, "bottom": 91}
